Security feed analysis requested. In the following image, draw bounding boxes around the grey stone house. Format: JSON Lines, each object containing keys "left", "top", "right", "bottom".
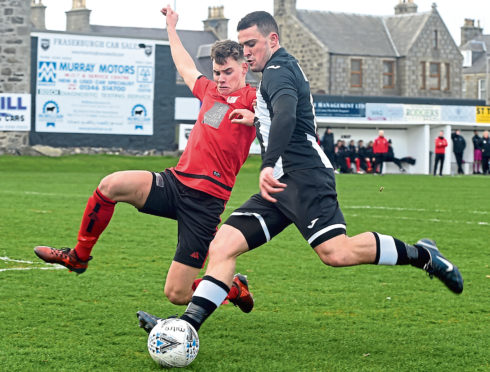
{"left": 460, "top": 19, "right": 489, "bottom": 104}
{"left": 274, "top": 0, "right": 463, "bottom": 97}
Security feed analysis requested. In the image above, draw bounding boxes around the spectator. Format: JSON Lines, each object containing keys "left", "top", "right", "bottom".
{"left": 472, "top": 130, "right": 483, "bottom": 174}
{"left": 335, "top": 140, "right": 351, "bottom": 173}
{"left": 482, "top": 130, "right": 490, "bottom": 175}
{"left": 366, "top": 140, "right": 376, "bottom": 172}
{"left": 451, "top": 129, "right": 466, "bottom": 175}
{"left": 357, "top": 140, "right": 372, "bottom": 173}
{"left": 347, "top": 139, "right": 362, "bottom": 173}
{"left": 385, "top": 139, "right": 406, "bottom": 172}
{"left": 322, "top": 127, "right": 335, "bottom": 168}
{"left": 434, "top": 131, "right": 448, "bottom": 176}
{"left": 373, "top": 130, "right": 389, "bottom": 174}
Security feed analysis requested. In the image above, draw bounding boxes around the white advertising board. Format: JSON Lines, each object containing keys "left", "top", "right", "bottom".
{"left": 34, "top": 32, "right": 157, "bottom": 135}
{"left": 0, "top": 94, "right": 31, "bottom": 131}
{"left": 178, "top": 123, "right": 261, "bottom": 155}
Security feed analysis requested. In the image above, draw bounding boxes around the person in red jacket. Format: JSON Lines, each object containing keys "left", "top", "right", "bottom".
{"left": 373, "top": 130, "right": 389, "bottom": 174}
{"left": 434, "top": 131, "right": 448, "bottom": 176}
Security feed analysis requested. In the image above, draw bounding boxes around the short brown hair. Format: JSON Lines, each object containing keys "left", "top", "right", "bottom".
{"left": 211, "top": 40, "right": 245, "bottom": 65}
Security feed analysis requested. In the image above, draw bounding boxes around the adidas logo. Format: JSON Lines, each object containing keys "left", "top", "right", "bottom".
{"left": 190, "top": 252, "right": 200, "bottom": 259}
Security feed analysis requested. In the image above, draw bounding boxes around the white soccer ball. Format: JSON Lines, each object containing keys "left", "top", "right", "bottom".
{"left": 147, "top": 318, "right": 199, "bottom": 368}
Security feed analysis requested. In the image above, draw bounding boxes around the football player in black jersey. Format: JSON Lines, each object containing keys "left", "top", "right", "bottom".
{"left": 139, "top": 11, "right": 463, "bottom": 336}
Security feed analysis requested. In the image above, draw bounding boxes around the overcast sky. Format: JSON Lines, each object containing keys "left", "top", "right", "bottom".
{"left": 39, "top": 0, "right": 488, "bottom": 45}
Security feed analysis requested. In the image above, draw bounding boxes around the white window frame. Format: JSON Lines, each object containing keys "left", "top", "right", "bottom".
{"left": 478, "top": 79, "right": 486, "bottom": 100}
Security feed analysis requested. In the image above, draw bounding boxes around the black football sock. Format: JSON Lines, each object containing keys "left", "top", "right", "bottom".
{"left": 180, "top": 275, "right": 229, "bottom": 331}
{"left": 372, "top": 232, "right": 429, "bottom": 267}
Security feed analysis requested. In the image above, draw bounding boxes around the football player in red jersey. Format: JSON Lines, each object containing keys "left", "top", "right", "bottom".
{"left": 34, "top": 5, "right": 255, "bottom": 313}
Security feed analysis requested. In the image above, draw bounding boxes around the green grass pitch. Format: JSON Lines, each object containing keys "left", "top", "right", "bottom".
{"left": 0, "top": 155, "right": 488, "bottom": 371}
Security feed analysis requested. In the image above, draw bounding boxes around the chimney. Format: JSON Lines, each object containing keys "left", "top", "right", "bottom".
{"left": 274, "top": 0, "right": 297, "bottom": 17}
{"left": 31, "top": 0, "right": 46, "bottom": 30}
{"left": 66, "top": 0, "right": 91, "bottom": 33}
{"left": 460, "top": 18, "right": 483, "bottom": 46}
{"left": 394, "top": 0, "right": 418, "bottom": 15}
{"left": 203, "top": 6, "right": 229, "bottom": 40}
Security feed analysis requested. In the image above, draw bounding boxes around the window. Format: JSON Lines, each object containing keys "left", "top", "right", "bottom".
{"left": 429, "top": 62, "right": 441, "bottom": 90}
{"left": 433, "top": 30, "right": 438, "bottom": 49}
{"left": 420, "top": 62, "right": 426, "bottom": 90}
{"left": 462, "top": 50, "right": 472, "bottom": 67}
{"left": 383, "top": 60, "right": 395, "bottom": 89}
{"left": 350, "top": 59, "right": 362, "bottom": 88}
{"left": 444, "top": 63, "right": 450, "bottom": 91}
{"left": 478, "top": 79, "right": 487, "bottom": 100}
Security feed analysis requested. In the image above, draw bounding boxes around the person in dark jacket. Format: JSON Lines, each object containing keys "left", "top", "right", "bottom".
{"left": 472, "top": 130, "right": 483, "bottom": 174}
{"left": 321, "top": 127, "right": 336, "bottom": 168}
{"left": 357, "top": 140, "right": 372, "bottom": 173}
{"left": 481, "top": 130, "right": 490, "bottom": 175}
{"left": 385, "top": 139, "right": 405, "bottom": 172}
{"left": 451, "top": 130, "right": 466, "bottom": 175}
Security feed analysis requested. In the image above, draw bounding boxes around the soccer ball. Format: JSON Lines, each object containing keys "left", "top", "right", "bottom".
{"left": 147, "top": 318, "right": 199, "bottom": 368}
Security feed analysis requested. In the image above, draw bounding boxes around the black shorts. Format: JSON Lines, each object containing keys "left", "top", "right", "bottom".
{"left": 139, "top": 170, "right": 226, "bottom": 268}
{"left": 225, "top": 168, "right": 346, "bottom": 249}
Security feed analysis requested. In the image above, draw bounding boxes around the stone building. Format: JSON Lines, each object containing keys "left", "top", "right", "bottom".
{"left": 460, "top": 19, "right": 489, "bottom": 104}
{"left": 274, "top": 0, "right": 463, "bottom": 97}
{"left": 0, "top": 0, "right": 31, "bottom": 149}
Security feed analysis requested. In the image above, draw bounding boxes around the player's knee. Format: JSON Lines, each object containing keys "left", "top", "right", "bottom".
{"left": 98, "top": 172, "right": 120, "bottom": 199}
{"left": 315, "top": 238, "right": 348, "bottom": 267}
{"left": 164, "top": 284, "right": 191, "bottom": 305}
{"left": 208, "top": 239, "right": 231, "bottom": 261}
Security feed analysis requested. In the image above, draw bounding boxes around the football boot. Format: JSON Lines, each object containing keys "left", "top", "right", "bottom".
{"left": 229, "top": 273, "right": 254, "bottom": 313}
{"left": 34, "top": 246, "right": 91, "bottom": 274}
{"left": 415, "top": 239, "right": 463, "bottom": 294}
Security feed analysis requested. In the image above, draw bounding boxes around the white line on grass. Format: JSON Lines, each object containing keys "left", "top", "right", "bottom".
{"left": 347, "top": 213, "right": 488, "bottom": 226}
{"left": 345, "top": 205, "right": 488, "bottom": 215}
{"left": 0, "top": 256, "right": 65, "bottom": 273}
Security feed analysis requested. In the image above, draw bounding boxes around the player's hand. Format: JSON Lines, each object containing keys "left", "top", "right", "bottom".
{"left": 161, "top": 4, "right": 178, "bottom": 29}
{"left": 229, "top": 109, "right": 255, "bottom": 126}
{"left": 259, "top": 167, "right": 287, "bottom": 203}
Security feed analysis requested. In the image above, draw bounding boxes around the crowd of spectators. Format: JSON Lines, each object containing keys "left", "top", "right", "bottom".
{"left": 320, "top": 129, "right": 415, "bottom": 174}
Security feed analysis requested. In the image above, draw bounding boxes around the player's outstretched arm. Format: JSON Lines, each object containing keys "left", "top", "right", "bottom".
{"left": 161, "top": 5, "right": 201, "bottom": 91}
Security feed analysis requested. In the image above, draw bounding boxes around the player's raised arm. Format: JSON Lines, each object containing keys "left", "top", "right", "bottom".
{"left": 161, "top": 5, "right": 201, "bottom": 92}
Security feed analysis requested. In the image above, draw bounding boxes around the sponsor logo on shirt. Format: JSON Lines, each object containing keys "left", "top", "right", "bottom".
{"left": 266, "top": 65, "right": 281, "bottom": 70}
{"left": 227, "top": 96, "right": 238, "bottom": 103}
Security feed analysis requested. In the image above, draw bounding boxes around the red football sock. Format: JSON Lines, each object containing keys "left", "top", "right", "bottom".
{"left": 74, "top": 188, "right": 116, "bottom": 261}
{"left": 355, "top": 158, "right": 361, "bottom": 172}
{"left": 345, "top": 157, "right": 351, "bottom": 169}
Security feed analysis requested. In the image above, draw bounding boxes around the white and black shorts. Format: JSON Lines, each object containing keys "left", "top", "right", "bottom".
{"left": 139, "top": 170, "right": 226, "bottom": 268}
{"left": 225, "top": 168, "right": 346, "bottom": 249}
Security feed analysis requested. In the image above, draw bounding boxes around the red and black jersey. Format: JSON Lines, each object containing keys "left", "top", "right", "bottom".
{"left": 171, "top": 76, "right": 256, "bottom": 201}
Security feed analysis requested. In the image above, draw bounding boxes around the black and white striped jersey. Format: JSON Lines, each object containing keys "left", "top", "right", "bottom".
{"left": 255, "top": 48, "right": 332, "bottom": 179}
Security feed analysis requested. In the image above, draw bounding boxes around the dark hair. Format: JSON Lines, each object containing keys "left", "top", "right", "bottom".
{"left": 237, "top": 11, "right": 279, "bottom": 39}
{"left": 211, "top": 40, "right": 245, "bottom": 65}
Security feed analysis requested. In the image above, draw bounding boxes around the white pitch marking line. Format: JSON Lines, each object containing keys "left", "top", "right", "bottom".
{"left": 0, "top": 256, "right": 65, "bottom": 273}
{"left": 0, "top": 256, "right": 35, "bottom": 264}
{"left": 345, "top": 205, "right": 488, "bottom": 216}
{"left": 347, "top": 213, "right": 488, "bottom": 226}
{"left": 0, "top": 266, "right": 65, "bottom": 272}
